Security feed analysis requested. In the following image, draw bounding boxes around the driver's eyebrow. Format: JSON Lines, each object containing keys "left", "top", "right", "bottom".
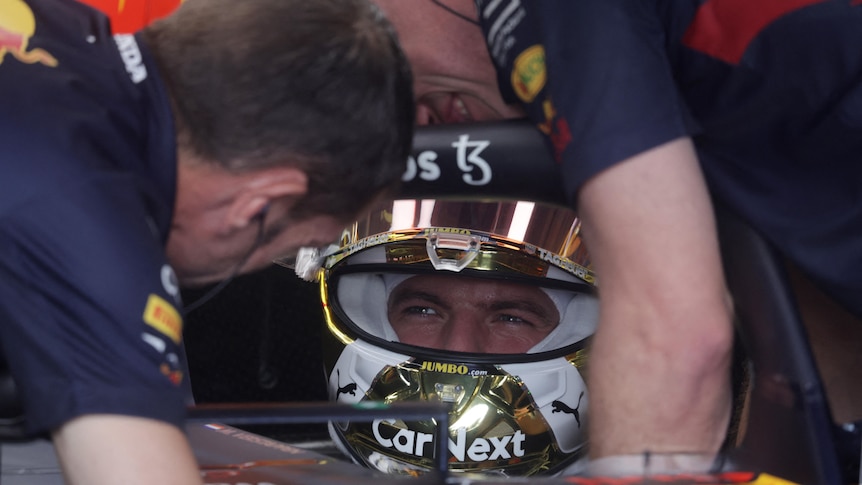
{"left": 488, "top": 300, "right": 557, "bottom": 325}
{"left": 389, "top": 288, "right": 448, "bottom": 309}
{"left": 390, "top": 288, "right": 557, "bottom": 325}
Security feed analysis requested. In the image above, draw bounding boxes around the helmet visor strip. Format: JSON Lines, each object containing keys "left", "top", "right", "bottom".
{"left": 327, "top": 229, "right": 595, "bottom": 287}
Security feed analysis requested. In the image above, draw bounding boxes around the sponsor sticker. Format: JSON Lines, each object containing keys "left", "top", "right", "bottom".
{"left": 113, "top": 33, "right": 147, "bottom": 83}
{"left": 372, "top": 419, "right": 526, "bottom": 463}
{"left": 511, "top": 44, "right": 545, "bottom": 102}
{"left": 160, "top": 264, "right": 180, "bottom": 300}
{"left": 159, "top": 362, "right": 183, "bottom": 385}
{"left": 0, "top": 0, "right": 57, "bottom": 67}
{"left": 143, "top": 293, "right": 183, "bottom": 344}
{"left": 418, "top": 360, "right": 491, "bottom": 377}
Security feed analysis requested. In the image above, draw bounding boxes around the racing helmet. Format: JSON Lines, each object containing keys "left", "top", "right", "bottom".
{"left": 300, "top": 198, "right": 598, "bottom": 476}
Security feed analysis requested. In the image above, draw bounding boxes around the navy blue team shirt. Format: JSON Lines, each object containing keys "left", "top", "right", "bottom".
{"left": 0, "top": 0, "right": 187, "bottom": 434}
{"left": 478, "top": 0, "right": 862, "bottom": 317}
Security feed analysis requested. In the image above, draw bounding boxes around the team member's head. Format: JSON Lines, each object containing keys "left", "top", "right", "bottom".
{"left": 371, "top": 0, "right": 521, "bottom": 125}
{"left": 141, "top": 0, "right": 415, "bottom": 286}
{"left": 291, "top": 198, "right": 598, "bottom": 476}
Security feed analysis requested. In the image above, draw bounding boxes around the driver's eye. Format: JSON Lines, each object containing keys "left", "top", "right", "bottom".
{"left": 405, "top": 306, "right": 438, "bottom": 316}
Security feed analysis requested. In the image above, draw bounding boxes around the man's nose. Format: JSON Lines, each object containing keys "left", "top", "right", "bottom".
{"left": 441, "top": 315, "right": 486, "bottom": 353}
{"left": 415, "top": 103, "right": 440, "bottom": 125}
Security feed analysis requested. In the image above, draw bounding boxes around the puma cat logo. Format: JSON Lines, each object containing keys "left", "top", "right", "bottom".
{"left": 335, "top": 369, "right": 358, "bottom": 399}
{"left": 551, "top": 391, "right": 585, "bottom": 427}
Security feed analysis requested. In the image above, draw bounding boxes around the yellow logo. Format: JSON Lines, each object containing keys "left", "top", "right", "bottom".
{"left": 0, "top": 0, "right": 57, "bottom": 67}
{"left": 750, "top": 474, "right": 799, "bottom": 485}
{"left": 143, "top": 294, "right": 183, "bottom": 344}
{"left": 511, "top": 44, "right": 545, "bottom": 102}
{"left": 420, "top": 361, "right": 468, "bottom": 375}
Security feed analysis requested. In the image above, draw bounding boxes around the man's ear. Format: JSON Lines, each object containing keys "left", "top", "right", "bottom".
{"left": 225, "top": 166, "right": 308, "bottom": 232}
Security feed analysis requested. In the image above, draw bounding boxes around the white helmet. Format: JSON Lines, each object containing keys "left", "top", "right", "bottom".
{"left": 301, "top": 199, "right": 597, "bottom": 477}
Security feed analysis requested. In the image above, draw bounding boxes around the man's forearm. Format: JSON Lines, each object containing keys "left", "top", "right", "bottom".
{"left": 587, "top": 305, "right": 733, "bottom": 461}
{"left": 577, "top": 137, "right": 735, "bottom": 470}
{"left": 53, "top": 415, "right": 203, "bottom": 485}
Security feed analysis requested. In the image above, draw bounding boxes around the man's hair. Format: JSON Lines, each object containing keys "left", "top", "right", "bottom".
{"left": 142, "top": 0, "right": 414, "bottom": 220}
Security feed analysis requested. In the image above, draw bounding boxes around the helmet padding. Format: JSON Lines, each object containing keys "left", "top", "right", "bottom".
{"left": 337, "top": 271, "right": 596, "bottom": 354}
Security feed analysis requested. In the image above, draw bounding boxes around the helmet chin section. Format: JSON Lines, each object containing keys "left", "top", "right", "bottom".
{"left": 326, "top": 339, "right": 588, "bottom": 476}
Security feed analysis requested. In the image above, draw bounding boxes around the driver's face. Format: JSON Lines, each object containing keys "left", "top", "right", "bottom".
{"left": 387, "top": 274, "right": 560, "bottom": 353}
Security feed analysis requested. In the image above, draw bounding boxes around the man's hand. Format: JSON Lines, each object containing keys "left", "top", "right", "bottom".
{"left": 578, "top": 137, "right": 734, "bottom": 468}
{"left": 53, "top": 414, "right": 202, "bottom": 485}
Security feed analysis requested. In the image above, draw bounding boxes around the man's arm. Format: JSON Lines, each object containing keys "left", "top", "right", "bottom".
{"left": 53, "top": 415, "right": 202, "bottom": 485}
{"left": 577, "top": 137, "right": 734, "bottom": 472}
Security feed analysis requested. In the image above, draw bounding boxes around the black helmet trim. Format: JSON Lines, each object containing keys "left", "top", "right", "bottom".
{"left": 331, "top": 262, "right": 596, "bottom": 295}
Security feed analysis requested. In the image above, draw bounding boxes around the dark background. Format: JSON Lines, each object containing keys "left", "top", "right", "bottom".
{"left": 182, "top": 264, "right": 331, "bottom": 441}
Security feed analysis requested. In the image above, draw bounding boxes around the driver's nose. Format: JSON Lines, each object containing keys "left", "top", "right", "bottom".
{"left": 440, "top": 314, "right": 486, "bottom": 353}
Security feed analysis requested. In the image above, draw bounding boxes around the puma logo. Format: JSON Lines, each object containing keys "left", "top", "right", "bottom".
{"left": 335, "top": 369, "right": 358, "bottom": 400}
{"left": 551, "top": 391, "right": 585, "bottom": 427}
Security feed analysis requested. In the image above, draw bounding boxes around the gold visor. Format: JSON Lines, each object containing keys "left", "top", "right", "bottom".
{"left": 325, "top": 199, "right": 595, "bottom": 286}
